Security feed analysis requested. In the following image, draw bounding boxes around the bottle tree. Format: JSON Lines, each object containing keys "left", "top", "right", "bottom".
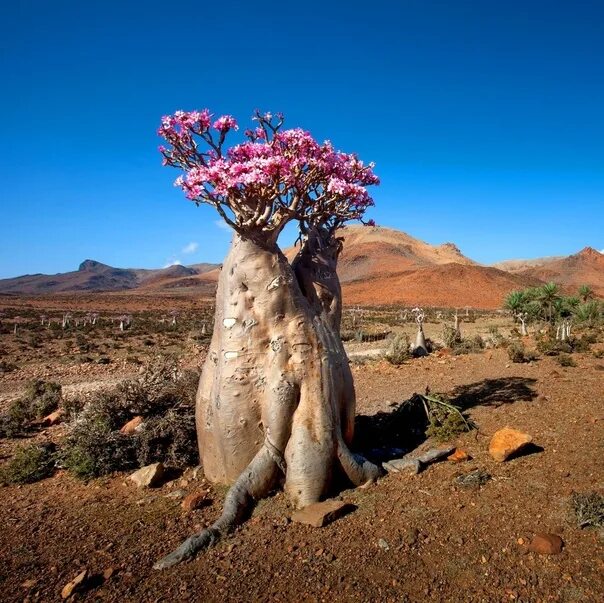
{"left": 154, "top": 109, "right": 382, "bottom": 569}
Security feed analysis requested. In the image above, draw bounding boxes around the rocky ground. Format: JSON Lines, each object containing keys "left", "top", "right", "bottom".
{"left": 0, "top": 304, "right": 603, "bottom": 602}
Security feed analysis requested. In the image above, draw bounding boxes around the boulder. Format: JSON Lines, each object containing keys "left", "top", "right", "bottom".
{"left": 489, "top": 427, "right": 532, "bottom": 462}
{"left": 528, "top": 533, "right": 564, "bottom": 555}
{"left": 129, "top": 463, "right": 165, "bottom": 488}
{"left": 291, "top": 500, "right": 355, "bottom": 528}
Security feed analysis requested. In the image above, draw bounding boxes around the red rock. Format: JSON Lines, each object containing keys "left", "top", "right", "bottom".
{"left": 120, "top": 416, "right": 143, "bottom": 434}
{"left": 488, "top": 427, "right": 533, "bottom": 462}
{"left": 528, "top": 533, "right": 564, "bottom": 555}
{"left": 181, "top": 491, "right": 210, "bottom": 511}
{"left": 447, "top": 449, "right": 471, "bottom": 463}
{"left": 291, "top": 500, "right": 355, "bottom": 528}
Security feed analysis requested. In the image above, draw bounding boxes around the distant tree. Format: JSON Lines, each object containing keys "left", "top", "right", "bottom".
{"left": 578, "top": 284, "right": 594, "bottom": 303}
{"left": 536, "top": 283, "right": 561, "bottom": 324}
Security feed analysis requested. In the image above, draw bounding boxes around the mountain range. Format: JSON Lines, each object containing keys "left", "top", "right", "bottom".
{"left": 0, "top": 226, "right": 601, "bottom": 308}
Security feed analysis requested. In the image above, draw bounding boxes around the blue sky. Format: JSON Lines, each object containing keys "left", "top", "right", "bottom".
{"left": 1, "top": 0, "right": 603, "bottom": 278}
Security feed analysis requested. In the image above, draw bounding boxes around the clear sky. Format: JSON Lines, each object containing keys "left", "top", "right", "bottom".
{"left": 1, "top": 0, "right": 603, "bottom": 278}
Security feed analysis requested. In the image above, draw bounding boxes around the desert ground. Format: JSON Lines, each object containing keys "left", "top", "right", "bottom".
{"left": 0, "top": 294, "right": 603, "bottom": 602}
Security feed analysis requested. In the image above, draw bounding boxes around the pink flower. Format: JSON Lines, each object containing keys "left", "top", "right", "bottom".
{"left": 158, "top": 108, "right": 379, "bottom": 228}
{"left": 212, "top": 115, "right": 238, "bottom": 133}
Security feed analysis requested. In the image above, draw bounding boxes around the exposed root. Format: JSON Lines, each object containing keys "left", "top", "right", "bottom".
{"left": 337, "top": 436, "right": 384, "bottom": 486}
{"left": 154, "top": 446, "right": 279, "bottom": 570}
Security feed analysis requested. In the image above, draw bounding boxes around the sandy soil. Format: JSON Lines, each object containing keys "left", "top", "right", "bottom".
{"left": 1, "top": 343, "right": 603, "bottom": 602}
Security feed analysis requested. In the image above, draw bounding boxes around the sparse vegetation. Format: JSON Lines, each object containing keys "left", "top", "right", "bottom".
{"left": 385, "top": 334, "right": 411, "bottom": 365}
{"left": 507, "top": 341, "right": 538, "bottom": 363}
{"left": 571, "top": 492, "right": 604, "bottom": 529}
{"left": 0, "top": 444, "right": 55, "bottom": 485}
{"left": 557, "top": 353, "right": 576, "bottom": 367}
{"left": 60, "top": 357, "right": 198, "bottom": 478}
{"left": 0, "top": 379, "right": 62, "bottom": 437}
{"left": 421, "top": 393, "right": 472, "bottom": 442}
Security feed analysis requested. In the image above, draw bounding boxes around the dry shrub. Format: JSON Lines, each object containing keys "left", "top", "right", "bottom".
{"left": 571, "top": 492, "right": 604, "bottom": 529}
{"left": 507, "top": 342, "right": 538, "bottom": 363}
{"left": 385, "top": 334, "right": 411, "bottom": 365}
{"left": 557, "top": 353, "right": 576, "bottom": 367}
{"left": 60, "top": 356, "right": 199, "bottom": 478}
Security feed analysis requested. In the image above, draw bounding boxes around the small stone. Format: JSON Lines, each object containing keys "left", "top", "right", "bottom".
{"left": 517, "top": 537, "right": 525, "bottom": 545}
{"left": 42, "top": 409, "right": 63, "bottom": 426}
{"left": 21, "top": 579, "right": 37, "bottom": 588}
{"left": 182, "top": 491, "right": 211, "bottom": 511}
{"left": 447, "top": 449, "right": 471, "bottom": 463}
{"left": 165, "top": 489, "right": 186, "bottom": 500}
{"left": 402, "top": 527, "right": 419, "bottom": 546}
{"left": 102, "top": 567, "right": 115, "bottom": 581}
{"left": 378, "top": 538, "right": 390, "bottom": 551}
{"left": 528, "top": 533, "right": 564, "bottom": 555}
{"left": 291, "top": 500, "right": 356, "bottom": 528}
{"left": 489, "top": 427, "right": 533, "bottom": 462}
{"left": 120, "top": 416, "right": 143, "bottom": 435}
{"left": 129, "top": 463, "right": 166, "bottom": 488}
{"left": 61, "top": 570, "right": 88, "bottom": 599}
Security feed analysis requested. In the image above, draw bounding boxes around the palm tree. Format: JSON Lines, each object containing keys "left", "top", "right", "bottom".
{"left": 575, "top": 300, "right": 601, "bottom": 326}
{"left": 537, "top": 282, "right": 561, "bottom": 324}
{"left": 578, "top": 284, "right": 594, "bottom": 303}
{"left": 504, "top": 291, "right": 527, "bottom": 315}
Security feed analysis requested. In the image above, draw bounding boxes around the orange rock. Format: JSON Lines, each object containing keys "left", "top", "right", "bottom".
{"left": 528, "top": 533, "right": 564, "bottom": 555}
{"left": 182, "top": 491, "right": 210, "bottom": 512}
{"left": 42, "top": 409, "right": 63, "bottom": 426}
{"left": 61, "top": 570, "right": 88, "bottom": 599}
{"left": 447, "top": 449, "right": 470, "bottom": 463}
{"left": 120, "top": 416, "right": 143, "bottom": 434}
{"left": 488, "top": 427, "right": 533, "bottom": 462}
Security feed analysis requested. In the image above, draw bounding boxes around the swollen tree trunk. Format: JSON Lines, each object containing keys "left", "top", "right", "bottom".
{"left": 413, "top": 324, "right": 428, "bottom": 357}
{"left": 155, "top": 231, "right": 381, "bottom": 569}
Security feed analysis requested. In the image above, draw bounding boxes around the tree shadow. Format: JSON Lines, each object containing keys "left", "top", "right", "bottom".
{"left": 353, "top": 376, "right": 538, "bottom": 463}
{"left": 449, "top": 377, "right": 538, "bottom": 409}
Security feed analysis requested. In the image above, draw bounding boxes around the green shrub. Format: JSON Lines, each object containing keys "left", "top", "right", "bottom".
{"left": 425, "top": 406, "right": 469, "bottom": 442}
{"left": 61, "top": 413, "right": 137, "bottom": 479}
{"left": 385, "top": 334, "right": 411, "bottom": 365}
{"left": 24, "top": 380, "right": 62, "bottom": 419}
{"left": 557, "top": 353, "right": 576, "bottom": 367}
{"left": 0, "top": 444, "right": 55, "bottom": 485}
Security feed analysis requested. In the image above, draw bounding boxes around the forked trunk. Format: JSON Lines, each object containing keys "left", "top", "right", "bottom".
{"left": 155, "top": 231, "right": 381, "bottom": 569}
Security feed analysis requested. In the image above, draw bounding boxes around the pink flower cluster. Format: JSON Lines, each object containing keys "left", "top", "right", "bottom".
{"left": 158, "top": 109, "right": 378, "bottom": 229}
